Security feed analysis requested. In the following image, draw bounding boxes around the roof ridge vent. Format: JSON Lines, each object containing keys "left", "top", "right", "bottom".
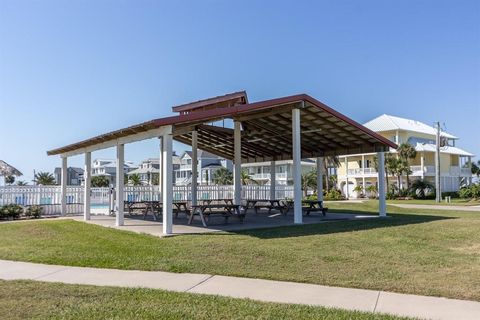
{"left": 171, "top": 91, "right": 248, "bottom": 115}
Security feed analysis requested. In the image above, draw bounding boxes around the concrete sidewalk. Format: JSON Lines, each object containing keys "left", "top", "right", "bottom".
{"left": 1, "top": 260, "right": 479, "bottom": 320}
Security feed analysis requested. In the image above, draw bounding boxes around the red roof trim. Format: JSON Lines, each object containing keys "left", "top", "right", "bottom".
{"left": 47, "top": 93, "right": 397, "bottom": 155}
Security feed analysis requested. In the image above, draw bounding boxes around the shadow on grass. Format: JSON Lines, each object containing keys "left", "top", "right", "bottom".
{"left": 189, "top": 211, "right": 455, "bottom": 239}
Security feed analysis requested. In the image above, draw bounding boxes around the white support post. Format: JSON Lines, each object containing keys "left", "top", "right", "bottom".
{"left": 115, "top": 144, "right": 124, "bottom": 226}
{"left": 162, "top": 127, "right": 173, "bottom": 235}
{"left": 316, "top": 157, "right": 324, "bottom": 202}
{"left": 84, "top": 152, "right": 91, "bottom": 221}
{"left": 345, "top": 156, "right": 349, "bottom": 199}
{"left": 234, "top": 121, "right": 242, "bottom": 205}
{"left": 420, "top": 152, "right": 425, "bottom": 180}
{"left": 159, "top": 137, "right": 163, "bottom": 195}
{"left": 191, "top": 130, "right": 198, "bottom": 206}
{"left": 362, "top": 155, "right": 366, "bottom": 191}
{"left": 377, "top": 151, "right": 387, "bottom": 217}
{"left": 60, "top": 156, "right": 67, "bottom": 216}
{"left": 468, "top": 156, "right": 472, "bottom": 185}
{"left": 270, "top": 160, "right": 276, "bottom": 200}
{"left": 292, "top": 107, "right": 302, "bottom": 224}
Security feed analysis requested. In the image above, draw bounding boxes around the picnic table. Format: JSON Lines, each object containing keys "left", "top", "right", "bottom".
{"left": 200, "top": 199, "right": 234, "bottom": 205}
{"left": 188, "top": 203, "right": 244, "bottom": 227}
{"left": 124, "top": 201, "right": 189, "bottom": 220}
{"left": 244, "top": 199, "right": 286, "bottom": 215}
{"left": 284, "top": 200, "right": 328, "bottom": 216}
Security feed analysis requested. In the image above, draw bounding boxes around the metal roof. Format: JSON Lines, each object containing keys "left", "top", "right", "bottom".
{"left": 47, "top": 94, "right": 397, "bottom": 162}
{"left": 364, "top": 114, "right": 457, "bottom": 139}
{"left": 172, "top": 91, "right": 248, "bottom": 114}
{"left": 414, "top": 143, "right": 474, "bottom": 156}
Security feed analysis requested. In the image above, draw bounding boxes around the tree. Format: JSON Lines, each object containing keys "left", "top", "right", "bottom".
{"left": 16, "top": 180, "right": 28, "bottom": 186}
{"left": 470, "top": 160, "right": 480, "bottom": 177}
{"left": 301, "top": 170, "right": 317, "bottom": 197}
{"left": 410, "top": 179, "right": 435, "bottom": 199}
{"left": 151, "top": 173, "right": 159, "bottom": 185}
{"left": 5, "top": 175, "right": 15, "bottom": 185}
{"left": 91, "top": 175, "right": 110, "bottom": 187}
{"left": 390, "top": 158, "right": 411, "bottom": 192}
{"left": 34, "top": 171, "right": 56, "bottom": 185}
{"left": 397, "top": 143, "right": 417, "bottom": 189}
{"left": 240, "top": 170, "right": 258, "bottom": 185}
{"left": 373, "top": 153, "right": 396, "bottom": 193}
{"left": 129, "top": 173, "right": 142, "bottom": 186}
{"left": 212, "top": 168, "right": 233, "bottom": 185}
{"left": 323, "top": 156, "right": 340, "bottom": 192}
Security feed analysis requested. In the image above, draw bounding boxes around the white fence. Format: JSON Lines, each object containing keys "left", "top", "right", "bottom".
{"left": 0, "top": 185, "right": 295, "bottom": 215}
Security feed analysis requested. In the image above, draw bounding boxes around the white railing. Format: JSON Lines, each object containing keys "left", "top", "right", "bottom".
{"left": 449, "top": 166, "right": 460, "bottom": 175}
{"left": 0, "top": 185, "right": 296, "bottom": 215}
{"left": 0, "top": 186, "right": 83, "bottom": 215}
{"left": 347, "top": 168, "right": 377, "bottom": 175}
{"left": 251, "top": 172, "right": 288, "bottom": 180}
{"left": 410, "top": 165, "right": 422, "bottom": 173}
{"left": 425, "top": 166, "right": 435, "bottom": 174}
{"left": 461, "top": 167, "right": 471, "bottom": 175}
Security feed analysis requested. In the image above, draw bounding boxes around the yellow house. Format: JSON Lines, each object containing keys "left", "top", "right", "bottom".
{"left": 337, "top": 114, "right": 474, "bottom": 198}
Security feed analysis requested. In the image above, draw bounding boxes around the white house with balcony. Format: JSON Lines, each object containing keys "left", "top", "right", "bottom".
{"left": 174, "top": 150, "right": 232, "bottom": 186}
{"left": 337, "top": 114, "right": 474, "bottom": 198}
{"left": 241, "top": 160, "right": 316, "bottom": 185}
{"left": 127, "top": 155, "right": 181, "bottom": 185}
{"left": 91, "top": 159, "right": 137, "bottom": 185}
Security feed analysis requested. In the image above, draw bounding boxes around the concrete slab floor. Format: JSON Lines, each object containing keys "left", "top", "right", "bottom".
{"left": 69, "top": 210, "right": 379, "bottom": 237}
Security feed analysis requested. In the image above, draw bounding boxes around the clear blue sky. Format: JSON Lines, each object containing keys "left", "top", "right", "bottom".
{"left": 1, "top": 0, "right": 479, "bottom": 183}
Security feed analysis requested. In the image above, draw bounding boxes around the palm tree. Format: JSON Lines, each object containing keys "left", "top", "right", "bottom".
{"left": 301, "top": 170, "right": 317, "bottom": 197}
{"left": 213, "top": 168, "right": 233, "bottom": 185}
{"left": 16, "top": 180, "right": 28, "bottom": 186}
{"left": 129, "top": 173, "right": 142, "bottom": 186}
{"left": 390, "top": 158, "right": 410, "bottom": 191}
{"left": 397, "top": 143, "right": 417, "bottom": 189}
{"left": 91, "top": 175, "right": 110, "bottom": 187}
{"left": 374, "top": 153, "right": 397, "bottom": 194}
{"left": 470, "top": 160, "right": 480, "bottom": 177}
{"left": 323, "top": 156, "right": 340, "bottom": 192}
{"left": 5, "top": 175, "right": 15, "bottom": 185}
{"left": 410, "top": 179, "right": 434, "bottom": 199}
{"left": 34, "top": 171, "right": 56, "bottom": 185}
{"left": 240, "top": 170, "right": 258, "bottom": 185}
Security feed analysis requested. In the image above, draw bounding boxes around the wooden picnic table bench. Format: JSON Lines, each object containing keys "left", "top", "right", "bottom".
{"left": 200, "top": 199, "right": 234, "bottom": 205}
{"left": 244, "top": 199, "right": 286, "bottom": 215}
{"left": 188, "top": 204, "right": 244, "bottom": 227}
{"left": 284, "top": 200, "right": 328, "bottom": 216}
{"left": 123, "top": 201, "right": 190, "bottom": 221}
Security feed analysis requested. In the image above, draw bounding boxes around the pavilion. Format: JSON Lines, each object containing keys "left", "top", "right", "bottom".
{"left": 47, "top": 92, "right": 397, "bottom": 235}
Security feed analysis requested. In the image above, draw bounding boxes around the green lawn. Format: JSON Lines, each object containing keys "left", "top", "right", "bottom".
{"left": 0, "top": 201, "right": 479, "bottom": 301}
{"left": 387, "top": 199, "right": 480, "bottom": 206}
{"left": 0, "top": 280, "right": 407, "bottom": 320}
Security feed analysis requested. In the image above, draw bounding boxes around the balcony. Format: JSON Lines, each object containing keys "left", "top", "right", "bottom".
{"left": 251, "top": 172, "right": 288, "bottom": 180}
{"left": 346, "top": 168, "right": 377, "bottom": 176}
{"left": 410, "top": 165, "right": 435, "bottom": 175}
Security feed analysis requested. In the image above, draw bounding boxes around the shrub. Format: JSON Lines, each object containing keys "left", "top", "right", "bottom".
{"left": 365, "top": 185, "right": 377, "bottom": 199}
{"left": 0, "top": 204, "right": 24, "bottom": 220}
{"left": 442, "top": 191, "right": 459, "bottom": 199}
{"left": 410, "top": 179, "right": 435, "bottom": 199}
{"left": 324, "top": 189, "right": 344, "bottom": 201}
{"left": 25, "top": 205, "right": 43, "bottom": 219}
{"left": 459, "top": 184, "right": 480, "bottom": 199}
{"left": 386, "top": 191, "right": 397, "bottom": 200}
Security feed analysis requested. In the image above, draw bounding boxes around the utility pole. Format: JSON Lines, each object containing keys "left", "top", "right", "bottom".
{"left": 435, "top": 122, "right": 441, "bottom": 203}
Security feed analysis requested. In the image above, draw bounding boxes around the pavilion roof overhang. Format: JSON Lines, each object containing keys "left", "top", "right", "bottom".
{"left": 47, "top": 94, "right": 397, "bottom": 161}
